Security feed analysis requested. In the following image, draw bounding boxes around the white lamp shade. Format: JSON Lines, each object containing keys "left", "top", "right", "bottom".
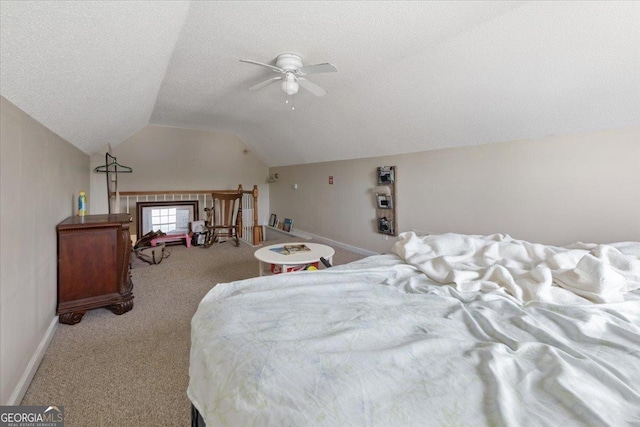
{"left": 281, "top": 78, "right": 299, "bottom": 95}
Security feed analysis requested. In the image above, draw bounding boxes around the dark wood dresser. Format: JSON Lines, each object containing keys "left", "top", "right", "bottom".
{"left": 57, "top": 214, "right": 134, "bottom": 324}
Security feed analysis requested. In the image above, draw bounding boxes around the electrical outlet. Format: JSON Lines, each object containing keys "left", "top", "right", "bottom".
{"left": 383, "top": 235, "right": 389, "bottom": 241}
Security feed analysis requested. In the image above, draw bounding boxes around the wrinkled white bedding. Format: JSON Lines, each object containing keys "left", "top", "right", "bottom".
{"left": 393, "top": 232, "right": 640, "bottom": 304}
{"left": 189, "top": 235, "right": 640, "bottom": 427}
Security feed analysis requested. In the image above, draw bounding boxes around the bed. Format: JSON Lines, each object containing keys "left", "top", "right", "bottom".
{"left": 188, "top": 232, "right": 640, "bottom": 426}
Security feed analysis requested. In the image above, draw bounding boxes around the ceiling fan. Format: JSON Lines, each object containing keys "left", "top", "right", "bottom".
{"left": 240, "top": 53, "right": 338, "bottom": 97}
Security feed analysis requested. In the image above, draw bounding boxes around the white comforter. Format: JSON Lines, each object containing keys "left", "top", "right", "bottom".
{"left": 189, "top": 235, "right": 640, "bottom": 427}
{"left": 393, "top": 232, "right": 640, "bottom": 304}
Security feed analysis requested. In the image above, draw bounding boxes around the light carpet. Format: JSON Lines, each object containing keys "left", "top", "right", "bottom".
{"left": 21, "top": 237, "right": 366, "bottom": 426}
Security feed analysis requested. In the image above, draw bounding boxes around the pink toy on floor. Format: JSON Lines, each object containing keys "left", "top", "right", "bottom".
{"left": 150, "top": 233, "right": 191, "bottom": 248}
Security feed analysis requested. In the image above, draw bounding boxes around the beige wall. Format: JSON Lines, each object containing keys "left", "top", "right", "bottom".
{"left": 269, "top": 127, "right": 640, "bottom": 253}
{"left": 0, "top": 96, "right": 89, "bottom": 404}
{"left": 104, "top": 125, "right": 270, "bottom": 234}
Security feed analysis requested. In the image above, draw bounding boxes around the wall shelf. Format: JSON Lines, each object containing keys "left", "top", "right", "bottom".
{"left": 375, "top": 166, "right": 397, "bottom": 236}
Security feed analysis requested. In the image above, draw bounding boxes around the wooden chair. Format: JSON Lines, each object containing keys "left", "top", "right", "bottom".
{"left": 203, "top": 188, "right": 243, "bottom": 247}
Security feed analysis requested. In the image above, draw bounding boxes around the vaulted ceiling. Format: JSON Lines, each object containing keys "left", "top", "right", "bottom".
{"left": 1, "top": 1, "right": 639, "bottom": 167}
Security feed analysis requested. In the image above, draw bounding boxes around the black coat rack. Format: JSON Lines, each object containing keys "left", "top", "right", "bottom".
{"left": 94, "top": 153, "right": 133, "bottom": 214}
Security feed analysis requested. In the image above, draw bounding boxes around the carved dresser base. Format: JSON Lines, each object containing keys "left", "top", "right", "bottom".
{"left": 57, "top": 214, "right": 135, "bottom": 325}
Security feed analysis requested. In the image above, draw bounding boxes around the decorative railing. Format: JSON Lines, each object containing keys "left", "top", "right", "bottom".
{"left": 110, "top": 185, "right": 262, "bottom": 246}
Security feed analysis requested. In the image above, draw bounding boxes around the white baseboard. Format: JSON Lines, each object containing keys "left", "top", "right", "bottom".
{"left": 8, "top": 316, "right": 58, "bottom": 405}
{"left": 296, "top": 229, "right": 379, "bottom": 257}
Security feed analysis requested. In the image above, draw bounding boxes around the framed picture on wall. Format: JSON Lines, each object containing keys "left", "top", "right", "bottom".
{"left": 283, "top": 218, "right": 293, "bottom": 232}
{"left": 376, "top": 194, "right": 393, "bottom": 209}
{"left": 377, "top": 166, "right": 395, "bottom": 185}
{"left": 269, "top": 214, "right": 277, "bottom": 227}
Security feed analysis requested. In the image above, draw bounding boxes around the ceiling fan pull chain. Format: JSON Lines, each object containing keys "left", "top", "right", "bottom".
{"left": 285, "top": 95, "right": 295, "bottom": 111}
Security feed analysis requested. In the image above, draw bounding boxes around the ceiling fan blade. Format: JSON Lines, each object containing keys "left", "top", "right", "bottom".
{"left": 297, "top": 63, "right": 338, "bottom": 75}
{"left": 249, "top": 76, "right": 283, "bottom": 91}
{"left": 297, "top": 78, "right": 326, "bottom": 97}
{"left": 240, "top": 59, "right": 284, "bottom": 73}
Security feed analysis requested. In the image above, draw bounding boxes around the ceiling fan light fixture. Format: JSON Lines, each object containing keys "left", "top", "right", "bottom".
{"left": 281, "top": 74, "right": 299, "bottom": 95}
{"left": 241, "top": 53, "right": 337, "bottom": 97}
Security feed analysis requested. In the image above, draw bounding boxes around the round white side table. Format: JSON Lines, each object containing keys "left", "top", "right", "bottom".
{"left": 254, "top": 242, "right": 335, "bottom": 276}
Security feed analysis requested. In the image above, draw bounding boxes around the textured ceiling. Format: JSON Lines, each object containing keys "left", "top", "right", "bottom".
{"left": 1, "top": 1, "right": 639, "bottom": 166}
